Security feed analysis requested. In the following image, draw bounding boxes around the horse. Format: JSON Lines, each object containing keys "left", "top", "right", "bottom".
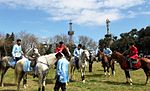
{"left": 111, "top": 51, "right": 150, "bottom": 85}
{"left": 15, "top": 46, "right": 71, "bottom": 91}
{"left": 0, "top": 47, "right": 38, "bottom": 87}
{"left": 98, "top": 51, "right": 115, "bottom": 76}
{"left": 70, "top": 49, "right": 90, "bottom": 83}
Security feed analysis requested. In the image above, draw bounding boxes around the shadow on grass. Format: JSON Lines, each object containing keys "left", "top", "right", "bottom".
{"left": 2, "top": 83, "right": 16, "bottom": 87}
{"left": 103, "top": 80, "right": 146, "bottom": 86}
{"left": 33, "top": 79, "right": 54, "bottom": 84}
{"left": 86, "top": 73, "right": 104, "bottom": 78}
{"left": 46, "top": 79, "right": 54, "bottom": 84}
{"left": 0, "top": 89, "right": 17, "bottom": 91}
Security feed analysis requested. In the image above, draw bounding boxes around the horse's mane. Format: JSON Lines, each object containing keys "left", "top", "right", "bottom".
{"left": 37, "top": 53, "right": 57, "bottom": 65}
{"left": 112, "top": 51, "right": 126, "bottom": 61}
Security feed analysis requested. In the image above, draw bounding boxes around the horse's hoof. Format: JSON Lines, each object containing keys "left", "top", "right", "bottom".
{"left": 108, "top": 73, "right": 111, "bottom": 76}
{"left": 104, "top": 73, "right": 107, "bottom": 76}
{"left": 82, "top": 80, "right": 85, "bottom": 83}
{"left": 1, "top": 84, "right": 4, "bottom": 87}
{"left": 23, "top": 85, "right": 27, "bottom": 89}
{"left": 113, "top": 71, "right": 115, "bottom": 76}
{"left": 130, "top": 82, "right": 133, "bottom": 85}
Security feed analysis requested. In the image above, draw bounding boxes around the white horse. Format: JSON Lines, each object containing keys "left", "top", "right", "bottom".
{"left": 70, "top": 49, "right": 90, "bottom": 83}
{"left": 15, "top": 47, "right": 71, "bottom": 91}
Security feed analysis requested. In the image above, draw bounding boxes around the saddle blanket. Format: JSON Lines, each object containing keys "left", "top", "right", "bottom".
{"left": 23, "top": 58, "right": 33, "bottom": 72}
{"left": 8, "top": 59, "right": 16, "bottom": 68}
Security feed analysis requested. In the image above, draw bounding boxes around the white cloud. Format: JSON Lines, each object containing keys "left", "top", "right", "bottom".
{"left": 0, "top": 0, "right": 149, "bottom": 26}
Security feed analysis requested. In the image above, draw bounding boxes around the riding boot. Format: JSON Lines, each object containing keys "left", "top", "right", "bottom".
{"left": 128, "top": 59, "right": 132, "bottom": 69}
{"left": 75, "top": 57, "right": 79, "bottom": 70}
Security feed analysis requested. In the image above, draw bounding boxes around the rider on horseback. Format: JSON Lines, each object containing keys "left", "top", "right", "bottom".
{"left": 73, "top": 44, "right": 83, "bottom": 70}
{"left": 12, "top": 39, "right": 24, "bottom": 61}
{"left": 127, "top": 42, "right": 139, "bottom": 69}
{"left": 103, "top": 45, "right": 112, "bottom": 57}
{"left": 54, "top": 41, "right": 65, "bottom": 69}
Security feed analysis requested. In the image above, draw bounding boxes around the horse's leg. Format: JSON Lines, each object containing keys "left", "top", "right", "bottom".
{"left": 124, "top": 70, "right": 132, "bottom": 85}
{"left": 107, "top": 66, "right": 110, "bottom": 76}
{"left": 81, "top": 65, "right": 85, "bottom": 83}
{"left": 0, "top": 67, "right": 9, "bottom": 87}
{"left": 143, "top": 69, "right": 149, "bottom": 85}
{"left": 111, "top": 61, "right": 115, "bottom": 76}
{"left": 17, "top": 71, "right": 25, "bottom": 91}
{"left": 23, "top": 73, "right": 27, "bottom": 88}
{"left": 42, "top": 75, "right": 46, "bottom": 91}
{"left": 38, "top": 73, "right": 42, "bottom": 91}
{"left": 104, "top": 65, "right": 107, "bottom": 76}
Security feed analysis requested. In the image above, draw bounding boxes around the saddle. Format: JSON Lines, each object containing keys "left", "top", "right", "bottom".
{"left": 126, "top": 59, "right": 141, "bottom": 70}
{"left": 74, "top": 57, "right": 79, "bottom": 70}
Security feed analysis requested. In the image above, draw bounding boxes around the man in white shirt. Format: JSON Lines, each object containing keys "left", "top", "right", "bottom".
{"left": 12, "top": 39, "right": 23, "bottom": 61}
{"left": 73, "top": 44, "right": 83, "bottom": 69}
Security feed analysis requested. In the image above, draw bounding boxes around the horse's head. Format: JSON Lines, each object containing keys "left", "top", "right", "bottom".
{"left": 98, "top": 51, "right": 105, "bottom": 59}
{"left": 80, "top": 50, "right": 90, "bottom": 62}
{"left": 26, "top": 47, "right": 41, "bottom": 67}
{"left": 33, "top": 48, "right": 40, "bottom": 57}
{"left": 111, "top": 51, "right": 125, "bottom": 63}
{"left": 61, "top": 46, "right": 71, "bottom": 61}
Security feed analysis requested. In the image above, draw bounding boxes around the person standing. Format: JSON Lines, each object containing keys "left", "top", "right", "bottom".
{"left": 12, "top": 39, "right": 23, "bottom": 61}
{"left": 54, "top": 52, "right": 69, "bottom": 91}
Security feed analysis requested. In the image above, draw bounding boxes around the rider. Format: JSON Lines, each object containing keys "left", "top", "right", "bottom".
{"left": 55, "top": 41, "right": 65, "bottom": 53}
{"left": 54, "top": 52, "right": 69, "bottom": 91}
{"left": 73, "top": 44, "right": 83, "bottom": 70}
{"left": 12, "top": 39, "right": 24, "bottom": 62}
{"left": 127, "top": 42, "right": 139, "bottom": 69}
{"left": 54, "top": 41, "right": 65, "bottom": 69}
{"left": 103, "top": 45, "right": 112, "bottom": 57}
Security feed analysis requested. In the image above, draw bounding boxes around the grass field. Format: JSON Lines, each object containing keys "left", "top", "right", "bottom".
{"left": 0, "top": 62, "right": 150, "bottom": 91}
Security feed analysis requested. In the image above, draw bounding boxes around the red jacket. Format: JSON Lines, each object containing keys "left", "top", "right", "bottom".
{"left": 128, "top": 46, "right": 138, "bottom": 60}
{"left": 55, "top": 44, "right": 65, "bottom": 53}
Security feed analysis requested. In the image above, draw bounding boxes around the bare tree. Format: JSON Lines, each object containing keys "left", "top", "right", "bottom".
{"left": 16, "top": 31, "right": 39, "bottom": 53}
{"left": 52, "top": 34, "right": 69, "bottom": 44}
{"left": 78, "top": 36, "right": 97, "bottom": 50}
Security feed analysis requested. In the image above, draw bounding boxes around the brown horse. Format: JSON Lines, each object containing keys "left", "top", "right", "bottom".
{"left": 0, "top": 47, "right": 38, "bottom": 87}
{"left": 98, "top": 51, "right": 115, "bottom": 76}
{"left": 111, "top": 51, "right": 150, "bottom": 85}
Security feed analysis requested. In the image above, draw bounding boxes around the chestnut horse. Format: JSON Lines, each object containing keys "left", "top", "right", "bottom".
{"left": 98, "top": 51, "right": 115, "bottom": 76}
{"left": 111, "top": 51, "right": 150, "bottom": 85}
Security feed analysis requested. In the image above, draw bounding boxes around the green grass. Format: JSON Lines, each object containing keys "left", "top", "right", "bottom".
{"left": 0, "top": 62, "right": 150, "bottom": 91}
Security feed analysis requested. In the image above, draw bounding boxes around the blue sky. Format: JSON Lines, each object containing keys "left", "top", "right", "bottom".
{"left": 0, "top": 0, "right": 150, "bottom": 42}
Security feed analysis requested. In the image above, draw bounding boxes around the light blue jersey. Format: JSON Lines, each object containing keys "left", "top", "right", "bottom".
{"left": 73, "top": 48, "right": 83, "bottom": 58}
{"left": 103, "top": 48, "right": 112, "bottom": 56}
{"left": 12, "top": 44, "right": 23, "bottom": 58}
{"left": 56, "top": 58, "right": 69, "bottom": 83}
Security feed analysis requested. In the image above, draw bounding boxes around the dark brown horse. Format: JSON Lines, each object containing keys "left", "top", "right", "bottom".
{"left": 98, "top": 51, "right": 115, "bottom": 76}
{"left": 111, "top": 51, "right": 150, "bottom": 85}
